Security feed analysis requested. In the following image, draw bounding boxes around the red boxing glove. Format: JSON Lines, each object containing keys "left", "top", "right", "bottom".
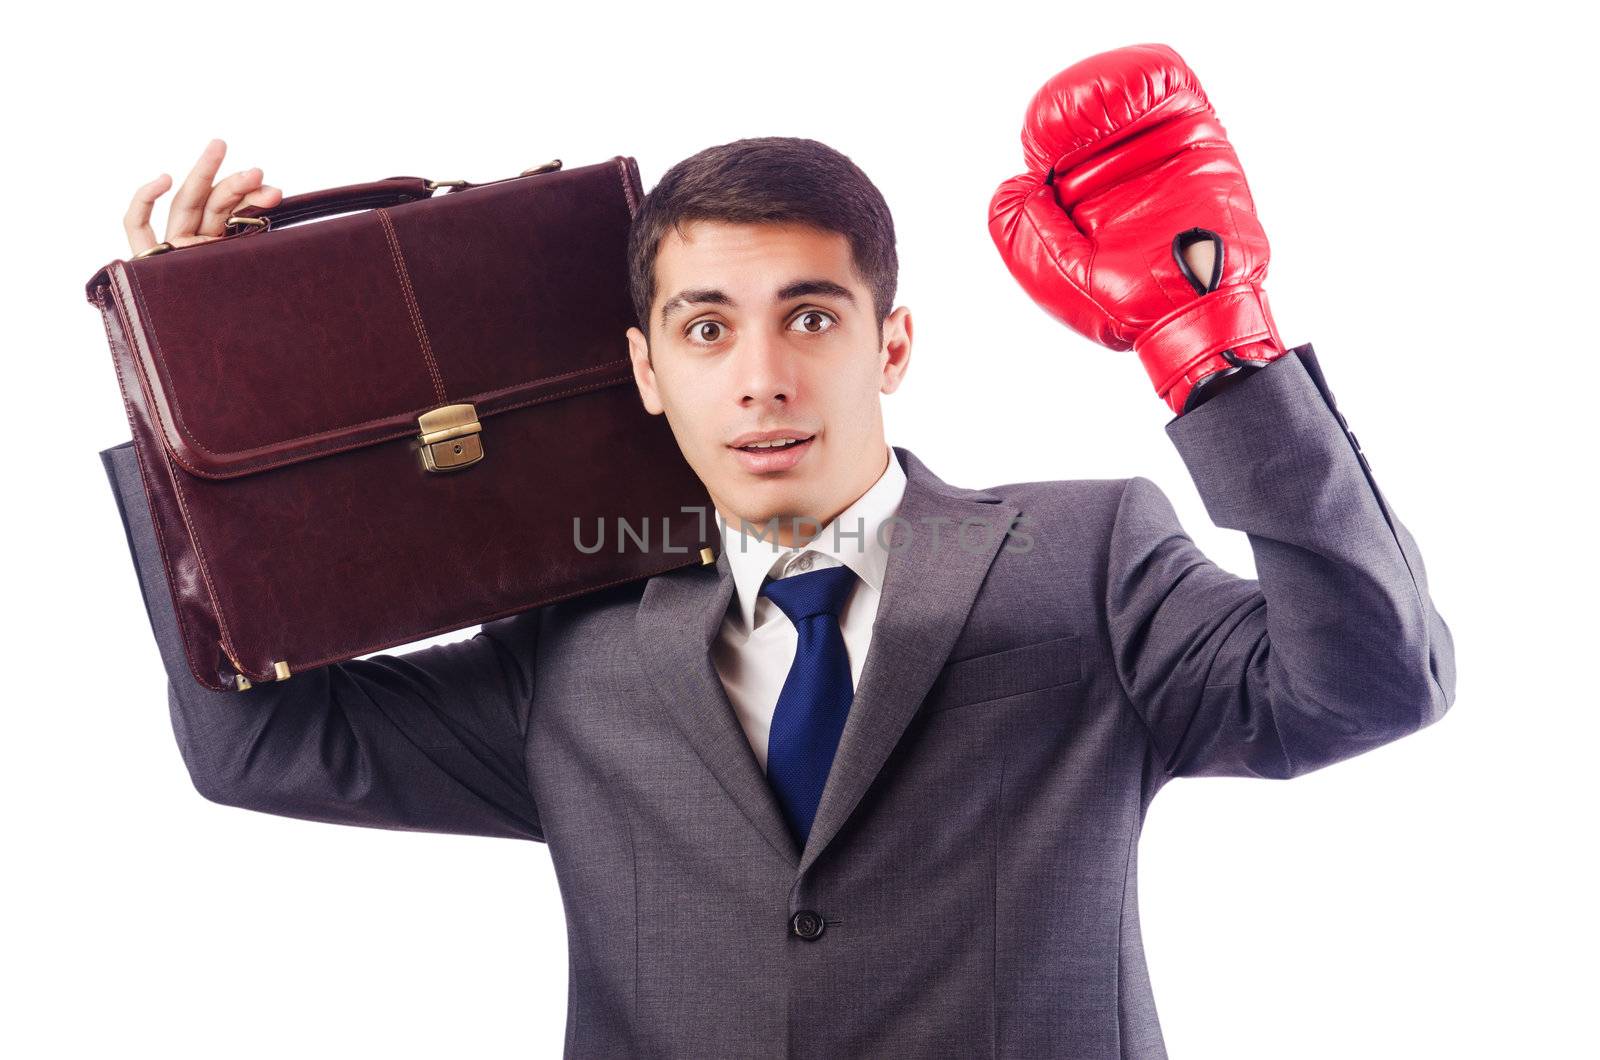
{"left": 989, "top": 42, "right": 1288, "bottom": 415}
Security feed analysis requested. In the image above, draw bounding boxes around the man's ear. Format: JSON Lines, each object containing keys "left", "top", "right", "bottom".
{"left": 878, "top": 305, "right": 913, "bottom": 396}
{"left": 626, "top": 326, "right": 665, "bottom": 415}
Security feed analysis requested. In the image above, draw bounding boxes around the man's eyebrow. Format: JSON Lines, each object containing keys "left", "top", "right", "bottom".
{"left": 659, "top": 287, "right": 732, "bottom": 327}
{"left": 776, "top": 278, "right": 857, "bottom": 305}
{"left": 658, "top": 278, "right": 857, "bottom": 328}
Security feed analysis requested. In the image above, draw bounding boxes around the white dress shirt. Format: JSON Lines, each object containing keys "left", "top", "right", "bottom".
{"left": 711, "top": 445, "right": 908, "bottom": 773}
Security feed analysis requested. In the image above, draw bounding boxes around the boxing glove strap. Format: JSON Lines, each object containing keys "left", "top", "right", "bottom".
{"left": 1134, "top": 282, "right": 1285, "bottom": 399}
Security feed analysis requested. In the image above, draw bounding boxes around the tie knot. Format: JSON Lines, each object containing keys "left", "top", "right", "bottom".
{"left": 758, "top": 564, "right": 857, "bottom": 623}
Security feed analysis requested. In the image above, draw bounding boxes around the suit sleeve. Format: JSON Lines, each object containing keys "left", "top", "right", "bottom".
{"left": 101, "top": 442, "right": 545, "bottom": 842}
{"left": 1105, "top": 344, "right": 1456, "bottom": 781}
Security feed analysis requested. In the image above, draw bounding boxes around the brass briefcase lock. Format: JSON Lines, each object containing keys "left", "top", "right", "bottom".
{"left": 417, "top": 403, "right": 484, "bottom": 472}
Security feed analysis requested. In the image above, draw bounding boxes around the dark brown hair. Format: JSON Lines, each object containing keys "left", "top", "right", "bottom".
{"left": 627, "top": 136, "right": 898, "bottom": 340}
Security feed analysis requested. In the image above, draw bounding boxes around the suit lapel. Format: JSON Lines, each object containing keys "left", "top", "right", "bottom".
{"left": 634, "top": 445, "right": 1021, "bottom": 878}
{"left": 797, "top": 447, "right": 1018, "bottom": 875}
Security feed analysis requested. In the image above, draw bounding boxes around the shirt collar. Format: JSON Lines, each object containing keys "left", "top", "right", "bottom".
{"left": 720, "top": 445, "right": 907, "bottom": 635}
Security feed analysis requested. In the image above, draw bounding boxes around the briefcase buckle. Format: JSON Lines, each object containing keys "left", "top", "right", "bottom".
{"left": 417, "top": 403, "right": 484, "bottom": 472}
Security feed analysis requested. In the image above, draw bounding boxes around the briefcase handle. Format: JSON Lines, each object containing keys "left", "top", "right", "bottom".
{"left": 222, "top": 176, "right": 437, "bottom": 234}
{"left": 221, "top": 160, "right": 565, "bottom": 236}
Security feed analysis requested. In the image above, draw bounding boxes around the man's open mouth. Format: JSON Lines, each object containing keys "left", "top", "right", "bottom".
{"left": 734, "top": 435, "right": 813, "bottom": 452}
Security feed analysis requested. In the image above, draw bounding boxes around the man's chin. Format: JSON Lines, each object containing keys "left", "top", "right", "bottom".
{"left": 716, "top": 493, "right": 822, "bottom": 540}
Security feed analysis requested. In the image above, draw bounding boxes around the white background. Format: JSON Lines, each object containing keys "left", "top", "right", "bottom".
{"left": 5, "top": 2, "right": 1593, "bottom": 1056}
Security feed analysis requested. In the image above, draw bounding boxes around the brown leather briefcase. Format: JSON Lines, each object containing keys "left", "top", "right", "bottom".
{"left": 87, "top": 156, "right": 716, "bottom": 692}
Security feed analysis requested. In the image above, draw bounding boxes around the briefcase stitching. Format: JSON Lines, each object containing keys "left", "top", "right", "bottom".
{"left": 615, "top": 155, "right": 638, "bottom": 216}
{"left": 375, "top": 207, "right": 449, "bottom": 405}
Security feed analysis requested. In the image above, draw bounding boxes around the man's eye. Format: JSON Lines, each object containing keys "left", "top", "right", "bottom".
{"left": 789, "top": 310, "right": 837, "bottom": 334}
{"left": 687, "top": 320, "right": 727, "bottom": 344}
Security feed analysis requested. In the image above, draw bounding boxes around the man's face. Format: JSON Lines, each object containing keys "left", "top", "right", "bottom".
{"left": 626, "top": 220, "right": 912, "bottom": 546}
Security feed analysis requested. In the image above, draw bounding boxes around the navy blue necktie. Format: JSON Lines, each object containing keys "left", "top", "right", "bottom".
{"left": 759, "top": 563, "right": 858, "bottom": 849}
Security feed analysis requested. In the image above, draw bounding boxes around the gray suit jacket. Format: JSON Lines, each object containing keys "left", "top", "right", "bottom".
{"left": 100, "top": 344, "right": 1455, "bottom": 1059}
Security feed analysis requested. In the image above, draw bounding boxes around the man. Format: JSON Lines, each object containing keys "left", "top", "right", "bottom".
{"left": 108, "top": 44, "right": 1453, "bottom": 1059}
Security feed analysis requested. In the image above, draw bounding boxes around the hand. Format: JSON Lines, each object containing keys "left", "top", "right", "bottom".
{"left": 123, "top": 138, "right": 283, "bottom": 256}
{"left": 988, "top": 43, "right": 1288, "bottom": 416}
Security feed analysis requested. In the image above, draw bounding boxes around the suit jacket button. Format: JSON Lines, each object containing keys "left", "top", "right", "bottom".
{"left": 790, "top": 910, "right": 825, "bottom": 940}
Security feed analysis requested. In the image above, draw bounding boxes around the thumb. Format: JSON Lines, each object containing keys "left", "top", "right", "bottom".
{"left": 987, "top": 171, "right": 1127, "bottom": 350}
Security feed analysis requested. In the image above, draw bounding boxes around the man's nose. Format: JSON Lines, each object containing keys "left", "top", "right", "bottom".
{"left": 735, "top": 333, "right": 798, "bottom": 405}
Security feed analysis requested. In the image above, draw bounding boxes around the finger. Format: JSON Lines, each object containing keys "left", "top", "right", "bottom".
{"left": 124, "top": 173, "right": 173, "bottom": 255}
{"left": 197, "top": 167, "right": 266, "bottom": 237}
{"left": 205, "top": 182, "right": 282, "bottom": 236}
{"left": 165, "top": 138, "right": 228, "bottom": 242}
{"left": 235, "top": 184, "right": 283, "bottom": 213}
{"left": 173, "top": 184, "right": 283, "bottom": 249}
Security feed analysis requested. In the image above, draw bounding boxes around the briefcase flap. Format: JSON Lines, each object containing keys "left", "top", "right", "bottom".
{"left": 87, "top": 158, "right": 643, "bottom": 479}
